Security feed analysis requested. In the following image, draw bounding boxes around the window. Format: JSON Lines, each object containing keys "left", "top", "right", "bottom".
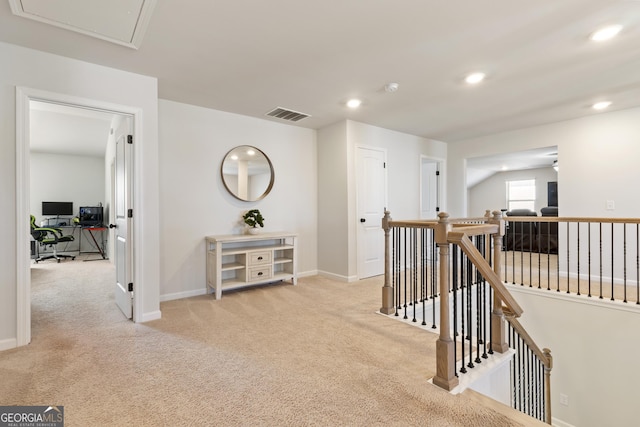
{"left": 506, "top": 179, "right": 536, "bottom": 211}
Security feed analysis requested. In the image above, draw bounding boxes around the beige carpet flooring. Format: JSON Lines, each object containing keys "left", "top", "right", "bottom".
{"left": 0, "top": 258, "right": 541, "bottom": 426}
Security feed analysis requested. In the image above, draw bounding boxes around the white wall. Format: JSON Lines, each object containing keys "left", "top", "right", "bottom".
{"left": 0, "top": 41, "right": 159, "bottom": 349}
{"left": 510, "top": 286, "right": 640, "bottom": 427}
{"left": 157, "top": 99, "right": 317, "bottom": 300}
{"left": 30, "top": 153, "right": 105, "bottom": 225}
{"left": 347, "top": 121, "right": 448, "bottom": 220}
{"left": 317, "top": 120, "right": 447, "bottom": 280}
{"left": 447, "top": 107, "right": 640, "bottom": 218}
{"left": 468, "top": 167, "right": 557, "bottom": 217}
{"left": 317, "top": 121, "right": 350, "bottom": 279}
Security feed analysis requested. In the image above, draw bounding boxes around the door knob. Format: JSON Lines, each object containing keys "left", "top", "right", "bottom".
{"left": 109, "top": 224, "right": 117, "bottom": 229}
{"left": 360, "top": 218, "right": 366, "bottom": 223}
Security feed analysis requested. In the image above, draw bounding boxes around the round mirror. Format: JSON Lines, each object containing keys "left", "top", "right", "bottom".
{"left": 221, "top": 145, "right": 274, "bottom": 201}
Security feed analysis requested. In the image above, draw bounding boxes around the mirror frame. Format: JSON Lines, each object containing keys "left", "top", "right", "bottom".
{"left": 220, "top": 145, "right": 275, "bottom": 202}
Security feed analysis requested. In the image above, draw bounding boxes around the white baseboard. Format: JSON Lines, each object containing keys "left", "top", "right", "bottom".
{"left": 138, "top": 310, "right": 162, "bottom": 322}
{"left": 552, "top": 417, "right": 575, "bottom": 427}
{"left": 0, "top": 338, "right": 18, "bottom": 352}
{"left": 298, "top": 270, "right": 318, "bottom": 278}
{"left": 317, "top": 270, "right": 357, "bottom": 282}
{"left": 160, "top": 288, "right": 207, "bottom": 302}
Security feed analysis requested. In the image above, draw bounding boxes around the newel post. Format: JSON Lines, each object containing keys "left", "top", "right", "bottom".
{"left": 489, "top": 210, "right": 509, "bottom": 353}
{"left": 432, "top": 212, "right": 459, "bottom": 391}
{"left": 380, "top": 210, "right": 395, "bottom": 314}
{"left": 544, "top": 348, "right": 553, "bottom": 425}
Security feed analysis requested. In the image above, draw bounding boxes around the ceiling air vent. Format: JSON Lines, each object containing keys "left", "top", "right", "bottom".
{"left": 265, "top": 107, "right": 310, "bottom": 122}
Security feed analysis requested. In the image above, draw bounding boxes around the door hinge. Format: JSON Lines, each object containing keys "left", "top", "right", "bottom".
{"left": 436, "top": 170, "right": 440, "bottom": 176}
{"left": 383, "top": 162, "right": 386, "bottom": 168}
{"left": 128, "top": 283, "right": 133, "bottom": 292}
{"left": 436, "top": 207, "right": 440, "bottom": 212}
{"left": 127, "top": 135, "right": 133, "bottom": 144}
{"left": 127, "top": 209, "right": 133, "bottom": 218}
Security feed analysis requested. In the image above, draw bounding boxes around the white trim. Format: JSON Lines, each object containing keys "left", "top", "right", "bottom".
{"left": 317, "top": 271, "right": 357, "bottom": 282}
{"left": 297, "top": 270, "right": 318, "bottom": 278}
{"left": 551, "top": 417, "right": 576, "bottom": 427}
{"left": 138, "top": 310, "right": 162, "bottom": 323}
{"left": 8, "top": 0, "right": 157, "bottom": 50}
{"left": 160, "top": 289, "right": 207, "bottom": 302}
{"left": 0, "top": 338, "right": 18, "bottom": 352}
{"left": 16, "top": 87, "right": 147, "bottom": 348}
{"left": 15, "top": 87, "right": 31, "bottom": 347}
{"left": 507, "top": 283, "right": 640, "bottom": 314}
{"left": 419, "top": 155, "right": 446, "bottom": 219}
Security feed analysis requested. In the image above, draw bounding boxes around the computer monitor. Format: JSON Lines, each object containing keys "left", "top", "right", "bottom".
{"left": 79, "top": 206, "right": 104, "bottom": 226}
{"left": 42, "top": 201, "right": 73, "bottom": 217}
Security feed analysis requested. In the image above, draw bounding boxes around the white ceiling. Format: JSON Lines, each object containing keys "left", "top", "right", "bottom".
{"left": 4, "top": 1, "right": 640, "bottom": 167}
{"left": 466, "top": 147, "right": 558, "bottom": 188}
{"left": 30, "top": 101, "right": 114, "bottom": 157}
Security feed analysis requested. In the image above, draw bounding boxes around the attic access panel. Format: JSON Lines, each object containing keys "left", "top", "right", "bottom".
{"left": 9, "top": 0, "right": 156, "bottom": 49}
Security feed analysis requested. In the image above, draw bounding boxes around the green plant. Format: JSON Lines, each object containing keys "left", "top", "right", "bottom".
{"left": 243, "top": 209, "right": 265, "bottom": 228}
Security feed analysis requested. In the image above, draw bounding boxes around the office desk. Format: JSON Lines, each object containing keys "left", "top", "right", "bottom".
{"left": 81, "top": 226, "right": 107, "bottom": 260}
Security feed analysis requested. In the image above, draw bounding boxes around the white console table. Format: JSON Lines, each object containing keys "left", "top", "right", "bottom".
{"left": 206, "top": 232, "right": 298, "bottom": 299}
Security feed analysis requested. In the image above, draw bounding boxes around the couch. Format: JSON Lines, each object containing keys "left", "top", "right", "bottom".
{"left": 503, "top": 207, "right": 558, "bottom": 254}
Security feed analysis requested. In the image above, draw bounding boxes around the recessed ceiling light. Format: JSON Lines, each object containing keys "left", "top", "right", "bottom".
{"left": 347, "top": 99, "right": 362, "bottom": 108}
{"left": 592, "top": 101, "right": 612, "bottom": 110}
{"left": 590, "top": 25, "right": 623, "bottom": 41}
{"left": 465, "top": 72, "right": 486, "bottom": 85}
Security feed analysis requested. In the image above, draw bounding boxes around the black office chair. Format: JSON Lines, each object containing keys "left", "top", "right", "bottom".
{"left": 30, "top": 215, "right": 76, "bottom": 263}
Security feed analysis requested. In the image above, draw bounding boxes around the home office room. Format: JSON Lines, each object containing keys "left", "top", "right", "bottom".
{"left": 29, "top": 100, "right": 118, "bottom": 312}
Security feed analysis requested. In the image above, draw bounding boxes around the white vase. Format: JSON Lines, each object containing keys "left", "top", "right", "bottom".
{"left": 247, "top": 227, "right": 260, "bottom": 235}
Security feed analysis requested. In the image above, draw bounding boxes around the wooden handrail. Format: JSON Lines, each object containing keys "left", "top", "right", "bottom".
{"left": 503, "top": 306, "right": 553, "bottom": 425}
{"left": 502, "top": 307, "right": 552, "bottom": 368}
{"left": 382, "top": 209, "right": 552, "bottom": 424}
{"left": 505, "top": 215, "right": 640, "bottom": 224}
{"left": 447, "top": 230, "right": 523, "bottom": 317}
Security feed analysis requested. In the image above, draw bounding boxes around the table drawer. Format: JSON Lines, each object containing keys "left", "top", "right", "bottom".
{"left": 248, "top": 251, "right": 272, "bottom": 265}
{"left": 248, "top": 266, "right": 272, "bottom": 282}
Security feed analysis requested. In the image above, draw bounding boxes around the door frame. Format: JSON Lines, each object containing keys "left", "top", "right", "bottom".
{"left": 355, "top": 145, "right": 388, "bottom": 280}
{"left": 15, "top": 86, "right": 141, "bottom": 346}
{"left": 419, "top": 155, "right": 446, "bottom": 219}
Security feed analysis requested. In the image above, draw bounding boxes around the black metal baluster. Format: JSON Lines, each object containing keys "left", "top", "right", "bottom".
{"left": 511, "top": 222, "right": 516, "bottom": 284}
{"left": 556, "top": 222, "right": 560, "bottom": 292}
{"left": 411, "top": 228, "right": 417, "bottom": 322}
{"left": 577, "top": 222, "right": 581, "bottom": 295}
{"left": 467, "top": 254, "right": 474, "bottom": 369}
{"left": 488, "top": 285, "right": 494, "bottom": 355}
{"left": 538, "top": 219, "right": 543, "bottom": 289}
{"left": 432, "top": 232, "right": 437, "bottom": 328}
{"left": 394, "top": 227, "right": 399, "bottom": 315}
{"left": 403, "top": 227, "right": 408, "bottom": 319}
{"left": 611, "top": 222, "right": 615, "bottom": 301}
{"left": 529, "top": 221, "right": 533, "bottom": 287}
{"left": 421, "top": 229, "right": 427, "bottom": 326}
{"left": 459, "top": 245, "right": 466, "bottom": 374}
{"left": 566, "top": 222, "right": 570, "bottom": 293}
{"left": 624, "top": 223, "right": 628, "bottom": 303}
{"left": 600, "top": 222, "right": 603, "bottom": 299}
{"left": 547, "top": 222, "right": 551, "bottom": 291}
{"left": 588, "top": 222, "right": 592, "bottom": 297}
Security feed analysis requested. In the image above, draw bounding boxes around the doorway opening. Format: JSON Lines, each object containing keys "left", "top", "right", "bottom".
{"left": 420, "top": 156, "right": 444, "bottom": 220}
{"left": 16, "top": 87, "right": 138, "bottom": 346}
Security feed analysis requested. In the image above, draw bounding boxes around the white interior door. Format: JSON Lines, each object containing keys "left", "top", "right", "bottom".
{"left": 113, "top": 117, "right": 133, "bottom": 319}
{"left": 357, "top": 147, "right": 387, "bottom": 279}
{"left": 420, "top": 157, "right": 440, "bottom": 219}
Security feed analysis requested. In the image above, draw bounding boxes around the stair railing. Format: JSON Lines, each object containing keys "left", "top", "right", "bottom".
{"left": 381, "top": 210, "right": 552, "bottom": 424}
